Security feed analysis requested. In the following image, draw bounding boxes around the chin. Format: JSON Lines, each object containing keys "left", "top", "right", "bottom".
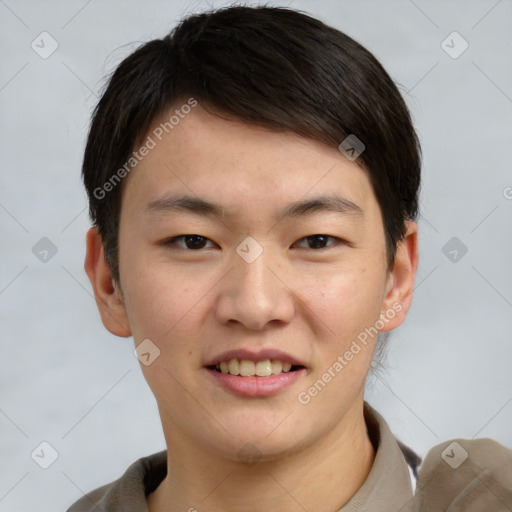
{"left": 201, "top": 418, "right": 311, "bottom": 463}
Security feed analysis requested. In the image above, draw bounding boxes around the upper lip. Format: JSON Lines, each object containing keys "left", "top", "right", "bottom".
{"left": 204, "top": 348, "right": 307, "bottom": 368}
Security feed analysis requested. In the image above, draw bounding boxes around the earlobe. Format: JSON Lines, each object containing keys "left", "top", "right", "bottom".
{"left": 84, "top": 227, "right": 132, "bottom": 338}
{"left": 379, "top": 221, "right": 419, "bottom": 332}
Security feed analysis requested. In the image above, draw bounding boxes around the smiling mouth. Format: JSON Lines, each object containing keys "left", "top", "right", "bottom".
{"left": 206, "top": 359, "right": 305, "bottom": 377}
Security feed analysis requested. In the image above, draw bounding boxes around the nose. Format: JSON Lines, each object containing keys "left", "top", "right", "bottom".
{"left": 214, "top": 247, "right": 296, "bottom": 331}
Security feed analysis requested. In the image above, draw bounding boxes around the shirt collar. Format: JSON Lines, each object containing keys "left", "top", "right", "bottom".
{"left": 337, "top": 401, "right": 414, "bottom": 511}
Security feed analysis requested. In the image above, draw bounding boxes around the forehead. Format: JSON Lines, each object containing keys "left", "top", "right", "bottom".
{"left": 121, "top": 103, "right": 379, "bottom": 224}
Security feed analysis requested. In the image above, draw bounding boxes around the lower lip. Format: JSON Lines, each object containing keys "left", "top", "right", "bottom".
{"left": 204, "top": 367, "right": 306, "bottom": 397}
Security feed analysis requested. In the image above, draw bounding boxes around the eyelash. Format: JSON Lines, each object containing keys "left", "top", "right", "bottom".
{"left": 164, "top": 234, "right": 345, "bottom": 251}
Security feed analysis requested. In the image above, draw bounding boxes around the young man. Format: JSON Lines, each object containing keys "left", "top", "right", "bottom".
{"left": 68, "top": 5, "right": 512, "bottom": 512}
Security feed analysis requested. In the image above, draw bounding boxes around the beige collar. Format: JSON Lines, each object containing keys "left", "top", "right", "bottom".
{"left": 338, "top": 401, "right": 414, "bottom": 511}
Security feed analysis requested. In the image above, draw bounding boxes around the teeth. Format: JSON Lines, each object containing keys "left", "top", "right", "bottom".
{"left": 271, "top": 360, "right": 282, "bottom": 374}
{"left": 214, "top": 359, "right": 297, "bottom": 377}
{"left": 228, "top": 359, "right": 240, "bottom": 375}
{"left": 240, "top": 360, "right": 255, "bottom": 376}
{"left": 255, "top": 360, "right": 272, "bottom": 377}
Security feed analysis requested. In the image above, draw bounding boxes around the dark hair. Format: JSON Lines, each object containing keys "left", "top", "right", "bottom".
{"left": 82, "top": 4, "right": 421, "bottom": 284}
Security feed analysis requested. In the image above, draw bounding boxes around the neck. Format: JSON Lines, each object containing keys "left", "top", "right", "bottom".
{"left": 148, "top": 399, "right": 375, "bottom": 512}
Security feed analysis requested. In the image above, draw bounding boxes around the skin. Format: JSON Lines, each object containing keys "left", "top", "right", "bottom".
{"left": 85, "top": 102, "right": 418, "bottom": 512}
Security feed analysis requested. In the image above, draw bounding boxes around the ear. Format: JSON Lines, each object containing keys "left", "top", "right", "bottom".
{"left": 84, "top": 226, "right": 132, "bottom": 337}
{"left": 379, "top": 220, "right": 419, "bottom": 332}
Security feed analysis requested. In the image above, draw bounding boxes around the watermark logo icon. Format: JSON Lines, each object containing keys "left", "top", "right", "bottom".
{"left": 31, "top": 32, "right": 59, "bottom": 59}
{"left": 32, "top": 237, "right": 58, "bottom": 263}
{"left": 338, "top": 134, "right": 365, "bottom": 161}
{"left": 442, "top": 236, "right": 468, "bottom": 263}
{"left": 236, "top": 236, "right": 263, "bottom": 264}
{"left": 134, "top": 339, "right": 161, "bottom": 366}
{"left": 441, "top": 441, "right": 468, "bottom": 469}
{"left": 31, "top": 441, "right": 59, "bottom": 469}
{"left": 441, "top": 31, "right": 468, "bottom": 59}
{"left": 237, "top": 442, "right": 263, "bottom": 466}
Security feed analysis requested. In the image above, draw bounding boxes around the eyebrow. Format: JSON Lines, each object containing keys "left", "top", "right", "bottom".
{"left": 145, "top": 194, "right": 364, "bottom": 222}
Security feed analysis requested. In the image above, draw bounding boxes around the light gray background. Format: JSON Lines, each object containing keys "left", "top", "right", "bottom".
{"left": 1, "top": 0, "right": 511, "bottom": 510}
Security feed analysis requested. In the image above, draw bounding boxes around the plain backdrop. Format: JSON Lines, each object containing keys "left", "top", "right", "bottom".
{"left": 1, "top": 0, "right": 511, "bottom": 510}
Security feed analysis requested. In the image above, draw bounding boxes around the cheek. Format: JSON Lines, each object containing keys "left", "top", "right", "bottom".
{"left": 305, "top": 263, "right": 385, "bottom": 342}
{"left": 296, "top": 270, "right": 383, "bottom": 414}
{"left": 120, "top": 252, "right": 197, "bottom": 344}
{"left": 121, "top": 263, "right": 204, "bottom": 410}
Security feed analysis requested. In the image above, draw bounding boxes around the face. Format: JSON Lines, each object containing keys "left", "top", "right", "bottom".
{"left": 87, "top": 101, "right": 417, "bottom": 462}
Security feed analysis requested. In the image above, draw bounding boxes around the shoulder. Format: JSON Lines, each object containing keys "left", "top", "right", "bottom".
{"left": 65, "top": 450, "right": 167, "bottom": 512}
{"left": 65, "top": 479, "right": 119, "bottom": 512}
{"left": 413, "top": 437, "right": 512, "bottom": 511}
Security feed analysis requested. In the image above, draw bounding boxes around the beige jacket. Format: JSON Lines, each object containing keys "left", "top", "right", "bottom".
{"left": 66, "top": 402, "right": 512, "bottom": 511}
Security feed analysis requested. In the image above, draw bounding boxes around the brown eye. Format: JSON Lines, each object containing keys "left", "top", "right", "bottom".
{"left": 165, "top": 235, "right": 215, "bottom": 250}
{"left": 293, "top": 234, "right": 341, "bottom": 250}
